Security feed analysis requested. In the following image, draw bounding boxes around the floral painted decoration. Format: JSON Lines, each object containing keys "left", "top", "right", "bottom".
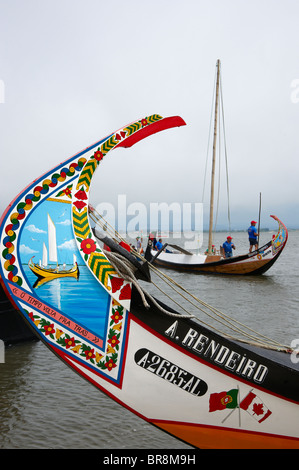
{"left": 25, "top": 300, "right": 124, "bottom": 374}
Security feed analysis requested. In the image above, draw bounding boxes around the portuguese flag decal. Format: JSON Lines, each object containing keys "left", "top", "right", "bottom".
{"left": 209, "top": 389, "right": 239, "bottom": 412}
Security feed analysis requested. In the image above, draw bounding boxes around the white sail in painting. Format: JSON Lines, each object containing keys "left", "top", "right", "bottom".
{"left": 28, "top": 212, "right": 79, "bottom": 287}
{"left": 42, "top": 242, "right": 48, "bottom": 266}
{"left": 48, "top": 214, "right": 58, "bottom": 264}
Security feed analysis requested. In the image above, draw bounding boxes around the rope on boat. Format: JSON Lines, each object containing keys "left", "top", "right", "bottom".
{"left": 89, "top": 208, "right": 291, "bottom": 353}
{"left": 103, "top": 250, "right": 196, "bottom": 319}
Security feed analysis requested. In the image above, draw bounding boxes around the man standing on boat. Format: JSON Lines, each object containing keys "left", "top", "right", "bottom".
{"left": 222, "top": 236, "right": 235, "bottom": 258}
{"left": 155, "top": 238, "right": 163, "bottom": 251}
{"left": 248, "top": 220, "right": 259, "bottom": 253}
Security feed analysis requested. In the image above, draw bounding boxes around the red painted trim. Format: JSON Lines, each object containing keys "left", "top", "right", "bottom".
{"left": 115, "top": 116, "right": 186, "bottom": 148}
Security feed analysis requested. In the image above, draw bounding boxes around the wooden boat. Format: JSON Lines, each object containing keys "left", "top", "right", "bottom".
{"left": 0, "top": 114, "right": 298, "bottom": 449}
{"left": 144, "top": 214, "right": 288, "bottom": 275}
{"left": 145, "top": 61, "right": 288, "bottom": 275}
{"left": 28, "top": 256, "right": 79, "bottom": 285}
{"left": 28, "top": 213, "right": 79, "bottom": 287}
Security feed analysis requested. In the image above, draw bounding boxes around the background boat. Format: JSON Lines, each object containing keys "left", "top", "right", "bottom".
{"left": 146, "top": 61, "right": 288, "bottom": 275}
{"left": 145, "top": 214, "right": 288, "bottom": 275}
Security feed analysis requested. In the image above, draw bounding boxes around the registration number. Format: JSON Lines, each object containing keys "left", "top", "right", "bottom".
{"left": 134, "top": 348, "right": 207, "bottom": 397}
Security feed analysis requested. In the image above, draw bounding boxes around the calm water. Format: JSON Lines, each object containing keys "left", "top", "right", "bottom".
{"left": 1, "top": 230, "right": 298, "bottom": 449}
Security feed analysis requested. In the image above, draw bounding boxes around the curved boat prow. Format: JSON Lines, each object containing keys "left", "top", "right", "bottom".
{"left": 270, "top": 215, "right": 288, "bottom": 255}
{"left": 115, "top": 115, "right": 186, "bottom": 148}
{"left": 0, "top": 115, "right": 298, "bottom": 449}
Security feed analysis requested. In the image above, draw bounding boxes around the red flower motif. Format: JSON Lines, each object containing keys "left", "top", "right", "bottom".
{"left": 75, "top": 189, "right": 88, "bottom": 200}
{"left": 44, "top": 323, "right": 55, "bottom": 336}
{"left": 64, "top": 337, "right": 76, "bottom": 349}
{"left": 64, "top": 187, "right": 72, "bottom": 197}
{"left": 110, "top": 276, "right": 124, "bottom": 293}
{"left": 94, "top": 150, "right": 104, "bottom": 161}
{"left": 141, "top": 118, "right": 148, "bottom": 127}
{"left": 108, "top": 335, "right": 120, "bottom": 347}
{"left": 81, "top": 238, "right": 97, "bottom": 255}
{"left": 73, "top": 200, "right": 86, "bottom": 211}
{"left": 105, "top": 358, "right": 117, "bottom": 371}
{"left": 119, "top": 283, "right": 131, "bottom": 300}
{"left": 84, "top": 348, "right": 96, "bottom": 361}
{"left": 111, "top": 310, "right": 123, "bottom": 323}
{"left": 28, "top": 312, "right": 35, "bottom": 321}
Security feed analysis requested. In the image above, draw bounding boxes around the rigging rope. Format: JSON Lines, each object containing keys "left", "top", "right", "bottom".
{"left": 201, "top": 67, "right": 217, "bottom": 204}
{"left": 103, "top": 249, "right": 194, "bottom": 319}
{"left": 213, "top": 109, "right": 221, "bottom": 231}
{"left": 219, "top": 71, "right": 231, "bottom": 234}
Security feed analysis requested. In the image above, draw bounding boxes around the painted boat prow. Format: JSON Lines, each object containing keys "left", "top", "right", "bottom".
{"left": 0, "top": 114, "right": 298, "bottom": 449}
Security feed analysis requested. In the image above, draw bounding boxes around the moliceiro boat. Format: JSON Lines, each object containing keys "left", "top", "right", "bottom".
{"left": 145, "top": 60, "right": 287, "bottom": 275}
{"left": 0, "top": 114, "right": 298, "bottom": 449}
{"left": 28, "top": 259, "right": 79, "bottom": 286}
{"left": 144, "top": 214, "right": 288, "bottom": 275}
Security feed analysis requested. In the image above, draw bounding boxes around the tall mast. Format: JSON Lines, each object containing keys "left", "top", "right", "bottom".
{"left": 208, "top": 59, "right": 220, "bottom": 254}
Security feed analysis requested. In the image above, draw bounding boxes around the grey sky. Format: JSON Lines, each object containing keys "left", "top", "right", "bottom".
{"left": 0, "top": 0, "right": 298, "bottom": 231}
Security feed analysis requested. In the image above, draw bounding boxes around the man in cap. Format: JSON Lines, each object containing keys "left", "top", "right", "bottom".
{"left": 222, "top": 236, "right": 236, "bottom": 258}
{"left": 248, "top": 220, "right": 259, "bottom": 252}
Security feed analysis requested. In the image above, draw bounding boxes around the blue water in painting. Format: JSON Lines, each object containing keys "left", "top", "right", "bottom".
{"left": 22, "top": 264, "right": 110, "bottom": 342}
{"left": 18, "top": 194, "right": 112, "bottom": 342}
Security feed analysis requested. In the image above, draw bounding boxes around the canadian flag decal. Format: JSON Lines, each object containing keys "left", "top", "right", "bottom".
{"left": 240, "top": 391, "right": 272, "bottom": 423}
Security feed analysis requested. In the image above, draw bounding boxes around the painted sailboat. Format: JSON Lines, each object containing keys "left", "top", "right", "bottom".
{"left": 0, "top": 114, "right": 298, "bottom": 449}
{"left": 28, "top": 213, "right": 79, "bottom": 287}
{"left": 145, "top": 61, "right": 288, "bottom": 275}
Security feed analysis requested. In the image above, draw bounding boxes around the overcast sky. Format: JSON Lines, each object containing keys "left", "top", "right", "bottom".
{"left": 0, "top": 0, "right": 298, "bottom": 232}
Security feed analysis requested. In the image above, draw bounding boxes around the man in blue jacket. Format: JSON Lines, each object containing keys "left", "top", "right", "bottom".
{"left": 222, "top": 236, "right": 235, "bottom": 258}
{"left": 248, "top": 220, "right": 259, "bottom": 252}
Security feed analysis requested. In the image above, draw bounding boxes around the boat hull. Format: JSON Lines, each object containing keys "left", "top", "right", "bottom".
{"left": 0, "top": 114, "right": 297, "bottom": 449}
{"left": 32, "top": 293, "right": 299, "bottom": 449}
{"left": 148, "top": 221, "right": 288, "bottom": 275}
{"left": 28, "top": 260, "right": 79, "bottom": 281}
